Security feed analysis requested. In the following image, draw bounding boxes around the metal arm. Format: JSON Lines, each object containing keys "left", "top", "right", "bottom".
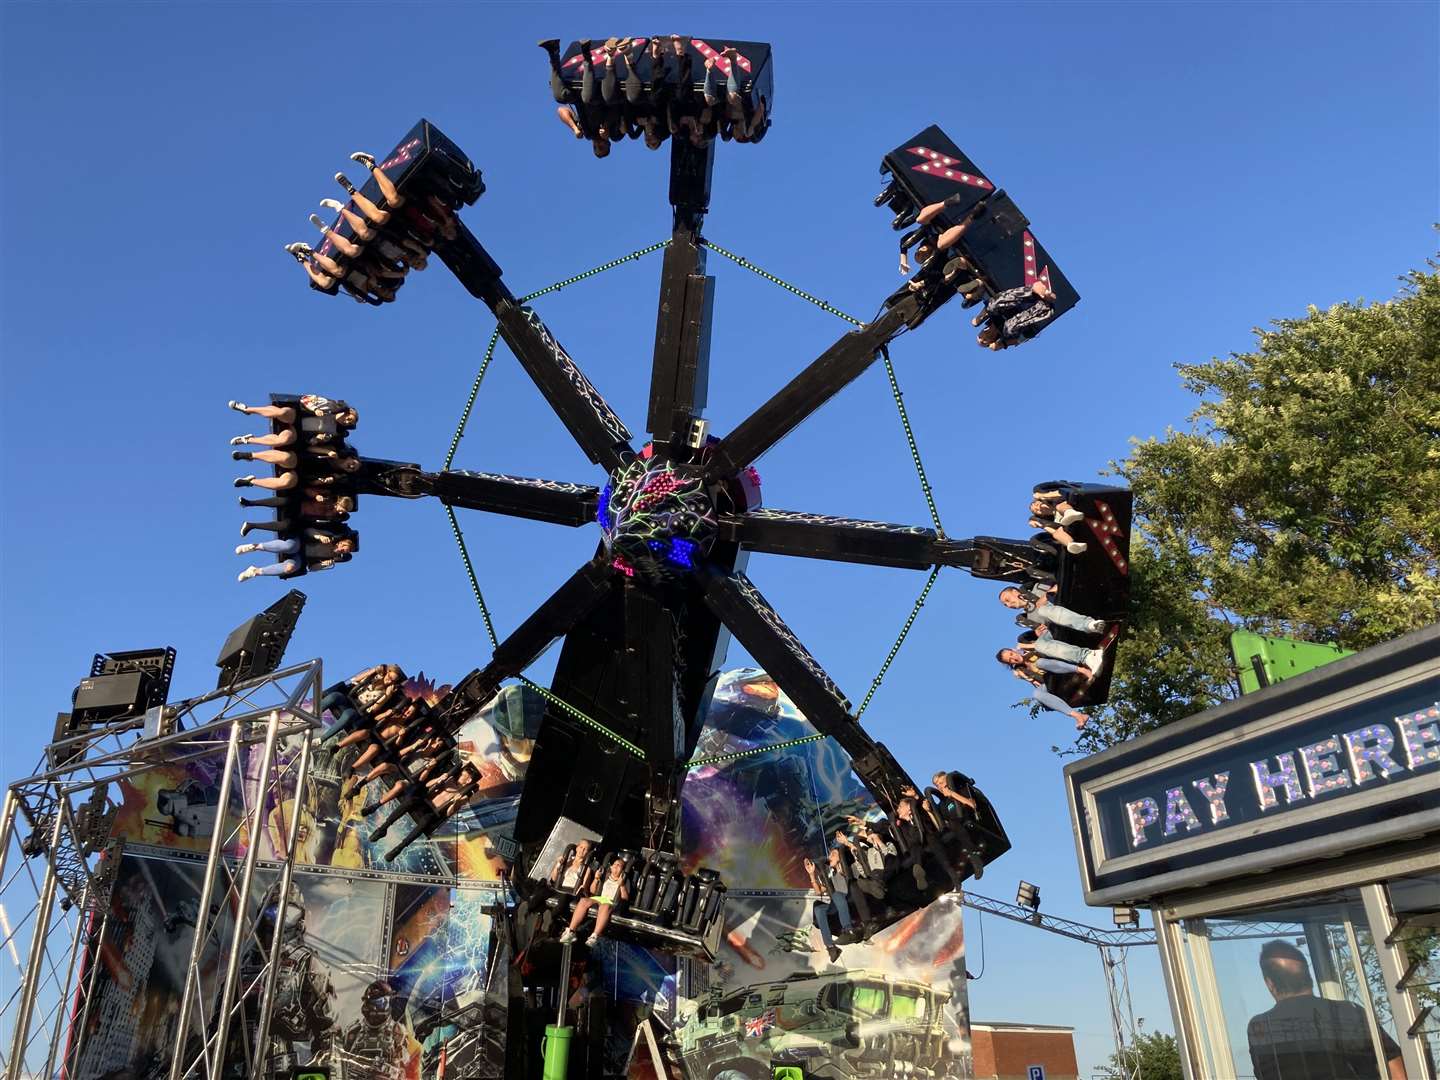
{"left": 703, "top": 297, "right": 917, "bottom": 480}
{"left": 721, "top": 509, "right": 1053, "bottom": 581}
{"left": 646, "top": 224, "right": 713, "bottom": 454}
{"left": 357, "top": 457, "right": 599, "bottom": 527}
{"left": 698, "top": 566, "right": 916, "bottom": 813}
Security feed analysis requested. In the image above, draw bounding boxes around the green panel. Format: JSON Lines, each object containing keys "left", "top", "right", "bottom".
{"left": 773, "top": 1069, "right": 805, "bottom": 1080}
{"left": 1230, "top": 630, "right": 1356, "bottom": 695}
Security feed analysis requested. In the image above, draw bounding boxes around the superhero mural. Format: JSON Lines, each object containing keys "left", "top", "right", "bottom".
{"left": 674, "top": 669, "right": 973, "bottom": 1078}
{"left": 69, "top": 852, "right": 394, "bottom": 1080}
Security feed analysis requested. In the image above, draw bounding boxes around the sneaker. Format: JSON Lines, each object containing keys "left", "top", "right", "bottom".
{"left": 1066, "top": 541, "right": 1088, "bottom": 555}
{"left": 558, "top": 929, "right": 577, "bottom": 945}
{"left": 228, "top": 400, "right": 245, "bottom": 412}
{"left": 1057, "top": 508, "right": 1084, "bottom": 526}
{"left": 235, "top": 544, "right": 254, "bottom": 555}
{"left": 583, "top": 935, "right": 599, "bottom": 948}
{"left": 914, "top": 866, "right": 929, "bottom": 891}
{"left": 233, "top": 476, "right": 256, "bottom": 488}
{"left": 229, "top": 436, "right": 247, "bottom": 446}
{"left": 231, "top": 450, "right": 250, "bottom": 461}
{"left": 237, "top": 567, "right": 259, "bottom": 583}
{"left": 240, "top": 521, "right": 255, "bottom": 537}
{"left": 1084, "top": 618, "right": 1106, "bottom": 635}
{"left": 827, "top": 945, "right": 842, "bottom": 963}
{"left": 537, "top": 38, "right": 560, "bottom": 51}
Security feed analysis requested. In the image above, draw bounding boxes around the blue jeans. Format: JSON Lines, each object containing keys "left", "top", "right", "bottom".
{"left": 812, "top": 899, "right": 837, "bottom": 950}
{"left": 703, "top": 62, "right": 738, "bottom": 104}
{"left": 831, "top": 890, "right": 853, "bottom": 930}
{"left": 249, "top": 559, "right": 298, "bottom": 577}
{"left": 1035, "top": 657, "right": 1086, "bottom": 677}
{"left": 1032, "top": 685, "right": 1076, "bottom": 715}
{"left": 1034, "top": 638, "right": 1103, "bottom": 670}
{"left": 1030, "top": 603, "right": 1103, "bottom": 635}
{"left": 253, "top": 538, "right": 299, "bottom": 554}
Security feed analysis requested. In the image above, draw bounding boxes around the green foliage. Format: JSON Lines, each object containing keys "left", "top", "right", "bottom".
{"left": 1069, "top": 262, "right": 1440, "bottom": 754}
{"left": 1095, "top": 1031, "right": 1184, "bottom": 1080}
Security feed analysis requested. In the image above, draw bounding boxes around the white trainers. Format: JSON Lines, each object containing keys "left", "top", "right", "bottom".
{"left": 1057, "top": 509, "right": 1084, "bottom": 526}
{"left": 558, "top": 929, "right": 577, "bottom": 945}
{"left": 237, "top": 567, "right": 260, "bottom": 583}
{"left": 584, "top": 935, "right": 599, "bottom": 948}
{"left": 1066, "top": 541, "right": 1088, "bottom": 555}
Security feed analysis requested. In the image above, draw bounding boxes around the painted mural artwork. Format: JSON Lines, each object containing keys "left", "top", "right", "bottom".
{"left": 74, "top": 669, "right": 970, "bottom": 1079}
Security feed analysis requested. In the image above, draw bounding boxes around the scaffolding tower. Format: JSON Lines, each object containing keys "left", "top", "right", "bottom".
{"left": 0, "top": 660, "right": 323, "bottom": 1080}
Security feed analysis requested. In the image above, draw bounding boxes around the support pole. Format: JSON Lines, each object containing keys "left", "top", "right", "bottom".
{"left": 248, "top": 730, "right": 312, "bottom": 1080}
{"left": 167, "top": 719, "right": 243, "bottom": 1080}
{"left": 5, "top": 807, "right": 65, "bottom": 1080}
{"left": 40, "top": 901, "right": 86, "bottom": 1080}
{"left": 207, "top": 710, "right": 282, "bottom": 1080}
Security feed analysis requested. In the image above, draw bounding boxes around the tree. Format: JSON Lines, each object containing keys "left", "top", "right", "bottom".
{"left": 1095, "top": 1031, "right": 1184, "bottom": 1080}
{"left": 1068, "top": 262, "right": 1440, "bottom": 755}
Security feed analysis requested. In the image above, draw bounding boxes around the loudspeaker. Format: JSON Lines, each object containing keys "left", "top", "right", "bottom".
{"left": 216, "top": 590, "right": 306, "bottom": 689}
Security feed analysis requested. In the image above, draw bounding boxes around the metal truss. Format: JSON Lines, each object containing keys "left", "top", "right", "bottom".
{"left": 959, "top": 890, "right": 1156, "bottom": 948}
{"left": 0, "top": 660, "right": 323, "bottom": 1080}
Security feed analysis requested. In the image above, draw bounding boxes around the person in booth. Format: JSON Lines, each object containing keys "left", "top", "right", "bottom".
{"left": 1247, "top": 940, "right": 1405, "bottom": 1080}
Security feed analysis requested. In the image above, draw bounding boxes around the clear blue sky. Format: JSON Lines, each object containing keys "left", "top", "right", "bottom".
{"left": 2, "top": 2, "right": 1435, "bottom": 1074}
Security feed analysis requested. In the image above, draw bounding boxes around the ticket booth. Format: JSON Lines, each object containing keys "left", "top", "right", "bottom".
{"left": 1066, "top": 623, "right": 1440, "bottom": 1079}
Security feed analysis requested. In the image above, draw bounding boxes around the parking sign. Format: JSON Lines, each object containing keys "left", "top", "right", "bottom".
{"left": 1028, "top": 1067, "right": 1046, "bottom": 1080}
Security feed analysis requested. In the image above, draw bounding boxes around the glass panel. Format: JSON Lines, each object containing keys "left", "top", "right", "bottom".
{"left": 1175, "top": 889, "right": 1406, "bottom": 1079}
{"left": 1388, "top": 873, "right": 1440, "bottom": 1078}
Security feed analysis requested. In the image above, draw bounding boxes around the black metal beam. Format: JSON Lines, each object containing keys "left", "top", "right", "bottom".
{"left": 721, "top": 510, "right": 1056, "bottom": 583}
{"left": 646, "top": 227, "right": 713, "bottom": 455}
{"left": 356, "top": 458, "right": 599, "bottom": 527}
{"left": 698, "top": 566, "right": 915, "bottom": 813}
{"left": 704, "top": 297, "right": 917, "bottom": 480}
{"left": 491, "top": 296, "right": 636, "bottom": 474}
{"left": 622, "top": 583, "right": 685, "bottom": 850}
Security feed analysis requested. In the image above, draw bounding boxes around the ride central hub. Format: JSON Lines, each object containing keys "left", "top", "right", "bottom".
{"left": 599, "top": 454, "right": 719, "bottom": 580}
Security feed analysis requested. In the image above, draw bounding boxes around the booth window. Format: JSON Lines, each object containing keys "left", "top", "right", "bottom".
{"left": 1174, "top": 889, "right": 1405, "bottom": 1079}
{"left": 1387, "top": 872, "right": 1440, "bottom": 1075}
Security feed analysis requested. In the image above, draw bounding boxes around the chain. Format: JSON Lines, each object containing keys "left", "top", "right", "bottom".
{"left": 443, "top": 239, "right": 671, "bottom": 471}
{"left": 701, "top": 237, "right": 947, "bottom": 710}
{"left": 519, "top": 677, "right": 645, "bottom": 759}
{"left": 445, "top": 505, "right": 643, "bottom": 758}
{"left": 856, "top": 565, "right": 941, "bottom": 718}
{"left": 443, "top": 326, "right": 501, "bottom": 471}
{"left": 700, "top": 239, "right": 863, "bottom": 326}
{"left": 686, "top": 733, "right": 828, "bottom": 769}
{"left": 880, "top": 347, "right": 943, "bottom": 533}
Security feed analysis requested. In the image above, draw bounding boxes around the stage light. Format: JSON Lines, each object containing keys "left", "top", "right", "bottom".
{"left": 1016, "top": 880, "right": 1040, "bottom": 912}
{"left": 1113, "top": 904, "right": 1140, "bottom": 928}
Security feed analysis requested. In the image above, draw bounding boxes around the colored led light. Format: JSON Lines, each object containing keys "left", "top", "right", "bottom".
{"left": 1251, "top": 752, "right": 1306, "bottom": 811}
{"left": 1163, "top": 787, "right": 1202, "bottom": 836}
{"left": 1397, "top": 705, "right": 1440, "bottom": 770}
{"left": 1191, "top": 772, "right": 1230, "bottom": 825}
{"left": 1344, "top": 724, "right": 1403, "bottom": 783}
{"left": 1125, "top": 797, "right": 1160, "bottom": 848}
{"left": 1299, "top": 736, "right": 1352, "bottom": 797}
